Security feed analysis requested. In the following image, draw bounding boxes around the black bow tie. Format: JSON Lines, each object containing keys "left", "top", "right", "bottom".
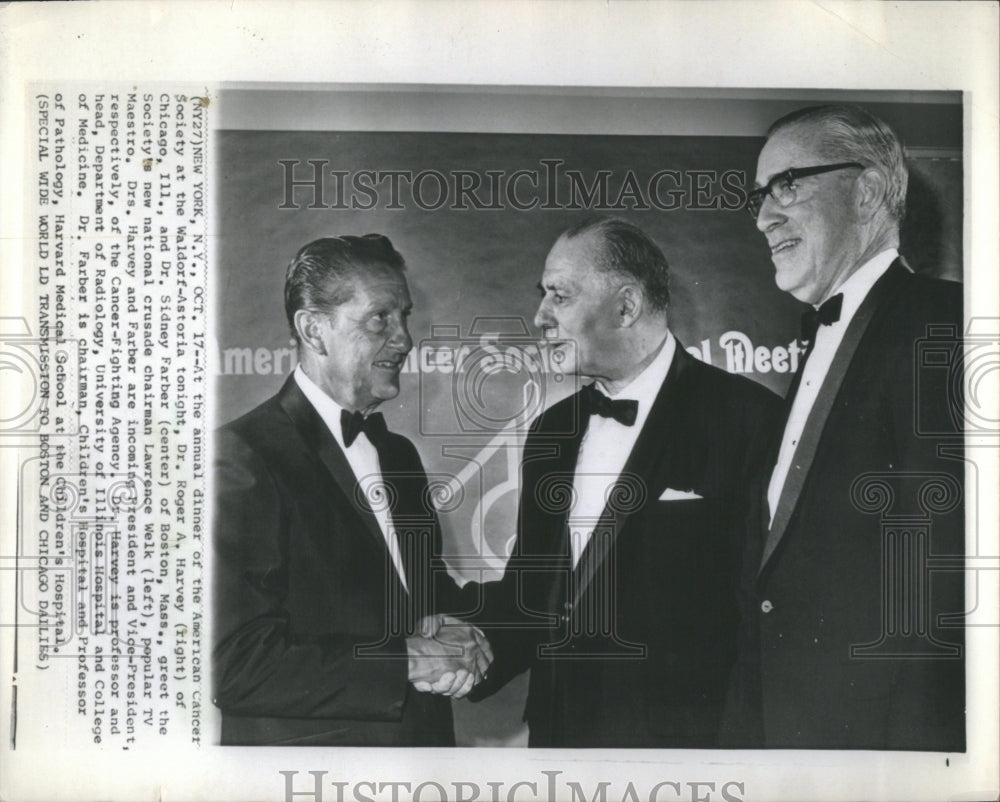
{"left": 341, "top": 409, "right": 389, "bottom": 448}
{"left": 583, "top": 383, "right": 638, "bottom": 427}
{"left": 801, "top": 293, "right": 843, "bottom": 342}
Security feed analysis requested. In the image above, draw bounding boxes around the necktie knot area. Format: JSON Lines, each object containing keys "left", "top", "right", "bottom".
{"left": 801, "top": 292, "right": 844, "bottom": 342}
{"left": 341, "top": 409, "right": 389, "bottom": 448}
{"left": 583, "top": 384, "right": 638, "bottom": 427}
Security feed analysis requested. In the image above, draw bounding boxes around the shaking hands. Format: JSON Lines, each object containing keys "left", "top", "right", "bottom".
{"left": 406, "top": 615, "right": 493, "bottom": 699}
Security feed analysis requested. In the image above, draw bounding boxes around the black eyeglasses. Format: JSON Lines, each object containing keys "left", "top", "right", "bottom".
{"left": 745, "top": 162, "right": 864, "bottom": 219}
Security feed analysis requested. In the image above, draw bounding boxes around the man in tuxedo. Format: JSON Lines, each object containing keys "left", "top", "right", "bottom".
{"left": 723, "top": 105, "right": 965, "bottom": 750}
{"left": 469, "top": 218, "right": 780, "bottom": 747}
{"left": 212, "top": 234, "right": 491, "bottom": 746}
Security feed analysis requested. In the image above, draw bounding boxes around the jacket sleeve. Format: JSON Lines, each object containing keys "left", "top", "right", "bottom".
{"left": 211, "top": 428, "right": 410, "bottom": 721}
{"left": 464, "top": 575, "right": 539, "bottom": 701}
{"left": 465, "top": 425, "right": 550, "bottom": 702}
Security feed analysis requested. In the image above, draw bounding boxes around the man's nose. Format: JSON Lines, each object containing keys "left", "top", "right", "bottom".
{"left": 755, "top": 193, "right": 784, "bottom": 233}
{"left": 389, "top": 316, "right": 413, "bottom": 353}
{"left": 534, "top": 298, "right": 552, "bottom": 331}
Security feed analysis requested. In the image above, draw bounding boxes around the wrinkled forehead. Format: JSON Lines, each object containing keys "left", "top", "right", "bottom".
{"left": 755, "top": 123, "right": 830, "bottom": 185}
{"left": 544, "top": 232, "right": 604, "bottom": 282}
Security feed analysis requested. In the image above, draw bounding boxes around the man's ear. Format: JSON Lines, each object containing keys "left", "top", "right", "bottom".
{"left": 856, "top": 167, "right": 888, "bottom": 224}
{"left": 293, "top": 308, "right": 328, "bottom": 356}
{"left": 616, "top": 284, "right": 643, "bottom": 328}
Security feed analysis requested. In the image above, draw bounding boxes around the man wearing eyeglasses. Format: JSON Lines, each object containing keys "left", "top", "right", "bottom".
{"left": 723, "top": 105, "right": 965, "bottom": 750}
{"left": 212, "top": 235, "right": 491, "bottom": 746}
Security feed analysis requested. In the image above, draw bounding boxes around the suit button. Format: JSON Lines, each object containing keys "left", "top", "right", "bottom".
{"left": 559, "top": 614, "right": 569, "bottom": 624}
{"left": 760, "top": 599, "right": 774, "bottom": 613}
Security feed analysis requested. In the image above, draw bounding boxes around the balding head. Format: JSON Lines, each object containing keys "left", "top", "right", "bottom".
{"left": 557, "top": 217, "right": 671, "bottom": 314}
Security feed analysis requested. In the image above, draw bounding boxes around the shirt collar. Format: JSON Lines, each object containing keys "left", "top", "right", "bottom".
{"left": 822, "top": 248, "right": 898, "bottom": 328}
{"left": 596, "top": 330, "right": 676, "bottom": 408}
{"left": 293, "top": 364, "right": 351, "bottom": 450}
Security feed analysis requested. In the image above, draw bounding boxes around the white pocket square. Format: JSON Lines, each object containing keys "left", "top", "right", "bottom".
{"left": 658, "top": 487, "right": 702, "bottom": 501}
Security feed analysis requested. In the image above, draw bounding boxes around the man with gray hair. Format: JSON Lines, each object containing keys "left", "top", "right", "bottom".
{"left": 723, "top": 105, "right": 965, "bottom": 750}
{"left": 212, "top": 234, "right": 491, "bottom": 746}
{"left": 469, "top": 217, "right": 780, "bottom": 747}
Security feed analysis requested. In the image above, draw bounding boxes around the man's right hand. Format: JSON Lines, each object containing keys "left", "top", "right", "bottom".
{"left": 406, "top": 616, "right": 493, "bottom": 699}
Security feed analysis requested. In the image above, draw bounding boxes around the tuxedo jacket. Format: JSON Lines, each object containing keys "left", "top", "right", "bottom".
{"left": 212, "top": 377, "right": 462, "bottom": 746}
{"left": 723, "top": 261, "right": 966, "bottom": 751}
{"left": 469, "top": 345, "right": 780, "bottom": 748}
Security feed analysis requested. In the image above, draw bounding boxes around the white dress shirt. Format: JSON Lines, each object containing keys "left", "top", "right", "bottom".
{"left": 767, "top": 249, "right": 899, "bottom": 525}
{"left": 294, "top": 365, "right": 409, "bottom": 591}
{"left": 569, "top": 332, "right": 677, "bottom": 567}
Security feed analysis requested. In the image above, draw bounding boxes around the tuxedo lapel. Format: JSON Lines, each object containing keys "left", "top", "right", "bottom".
{"left": 568, "top": 346, "right": 692, "bottom": 607}
{"left": 276, "top": 377, "right": 394, "bottom": 560}
{"left": 529, "top": 392, "right": 591, "bottom": 557}
{"left": 753, "top": 310, "right": 819, "bottom": 555}
{"left": 759, "top": 260, "right": 911, "bottom": 573}
{"left": 525, "top": 393, "right": 587, "bottom": 624}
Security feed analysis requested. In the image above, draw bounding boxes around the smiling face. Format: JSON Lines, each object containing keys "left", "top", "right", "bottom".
{"left": 534, "top": 233, "right": 622, "bottom": 380}
{"left": 755, "top": 124, "right": 866, "bottom": 305}
{"left": 310, "top": 266, "right": 413, "bottom": 413}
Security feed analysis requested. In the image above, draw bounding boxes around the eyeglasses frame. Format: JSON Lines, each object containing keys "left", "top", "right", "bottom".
{"left": 745, "top": 161, "right": 865, "bottom": 219}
